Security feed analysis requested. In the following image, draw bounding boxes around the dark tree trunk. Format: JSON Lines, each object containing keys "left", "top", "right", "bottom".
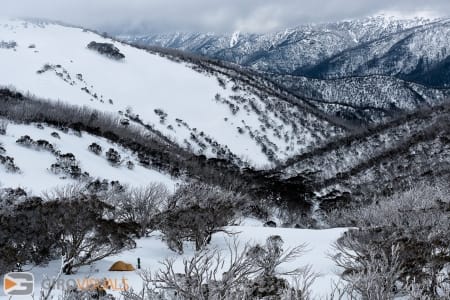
{"left": 63, "top": 261, "right": 73, "bottom": 275}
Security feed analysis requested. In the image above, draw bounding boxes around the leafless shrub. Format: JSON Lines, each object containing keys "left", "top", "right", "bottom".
{"left": 321, "top": 280, "right": 356, "bottom": 300}
{"left": 42, "top": 182, "right": 88, "bottom": 201}
{"left": 326, "top": 182, "right": 450, "bottom": 228}
{"left": 155, "top": 182, "right": 243, "bottom": 253}
{"left": 281, "top": 266, "right": 318, "bottom": 300}
{"left": 247, "top": 235, "right": 309, "bottom": 277}
{"left": 120, "top": 269, "right": 169, "bottom": 300}
{"left": 156, "top": 243, "right": 254, "bottom": 299}
{"left": 111, "top": 183, "right": 170, "bottom": 237}
{"left": 332, "top": 238, "right": 403, "bottom": 299}
{"left": 246, "top": 236, "right": 315, "bottom": 299}
{"left": 120, "top": 240, "right": 256, "bottom": 300}
{"left": 329, "top": 183, "right": 450, "bottom": 299}
{"left": 122, "top": 237, "right": 315, "bottom": 300}
{"left": 406, "top": 275, "right": 450, "bottom": 300}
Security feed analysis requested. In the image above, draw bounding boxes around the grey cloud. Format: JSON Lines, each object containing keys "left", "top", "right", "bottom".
{"left": 2, "top": 0, "right": 449, "bottom": 34}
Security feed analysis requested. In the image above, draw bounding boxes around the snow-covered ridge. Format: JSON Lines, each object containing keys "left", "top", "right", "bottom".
{"left": 306, "top": 18, "right": 450, "bottom": 83}
{"left": 122, "top": 15, "right": 439, "bottom": 73}
{"left": 0, "top": 19, "right": 343, "bottom": 167}
{"left": 268, "top": 73, "right": 450, "bottom": 123}
{"left": 277, "top": 102, "right": 450, "bottom": 206}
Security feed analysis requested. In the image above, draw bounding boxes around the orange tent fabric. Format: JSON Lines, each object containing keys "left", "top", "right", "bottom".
{"left": 109, "top": 261, "right": 135, "bottom": 271}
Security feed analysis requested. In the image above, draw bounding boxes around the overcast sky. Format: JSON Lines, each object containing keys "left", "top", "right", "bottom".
{"left": 2, "top": 0, "right": 449, "bottom": 34}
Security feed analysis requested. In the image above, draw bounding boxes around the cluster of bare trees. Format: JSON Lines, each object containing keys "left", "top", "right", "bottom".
{"left": 328, "top": 183, "right": 450, "bottom": 299}
{"left": 22, "top": 181, "right": 318, "bottom": 300}
{"left": 106, "top": 183, "right": 170, "bottom": 237}
{"left": 0, "top": 187, "right": 138, "bottom": 275}
{"left": 153, "top": 182, "right": 245, "bottom": 253}
{"left": 100, "top": 181, "right": 248, "bottom": 253}
{"left": 0, "top": 179, "right": 253, "bottom": 271}
{"left": 121, "top": 236, "right": 316, "bottom": 300}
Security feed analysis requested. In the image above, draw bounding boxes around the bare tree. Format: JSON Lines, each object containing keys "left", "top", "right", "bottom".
{"left": 42, "top": 182, "right": 87, "bottom": 201}
{"left": 280, "top": 266, "right": 318, "bottom": 300}
{"left": 155, "top": 182, "right": 241, "bottom": 252}
{"left": 247, "top": 235, "right": 309, "bottom": 277}
{"left": 246, "top": 235, "right": 314, "bottom": 299}
{"left": 42, "top": 195, "right": 138, "bottom": 274}
{"left": 112, "top": 183, "right": 170, "bottom": 237}
{"left": 39, "top": 255, "right": 73, "bottom": 300}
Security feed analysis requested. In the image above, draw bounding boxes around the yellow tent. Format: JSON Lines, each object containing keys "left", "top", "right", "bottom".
{"left": 109, "top": 261, "right": 135, "bottom": 271}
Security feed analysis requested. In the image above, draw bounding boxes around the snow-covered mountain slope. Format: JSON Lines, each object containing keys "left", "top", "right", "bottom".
{"left": 122, "top": 15, "right": 450, "bottom": 122}
{"left": 0, "top": 19, "right": 345, "bottom": 167}
{"left": 304, "top": 18, "right": 450, "bottom": 87}
{"left": 122, "top": 15, "right": 439, "bottom": 80}
{"left": 268, "top": 74, "right": 450, "bottom": 123}
{"left": 0, "top": 121, "right": 175, "bottom": 194}
{"left": 277, "top": 103, "right": 450, "bottom": 210}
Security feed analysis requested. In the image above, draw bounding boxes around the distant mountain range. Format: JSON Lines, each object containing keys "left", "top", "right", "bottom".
{"left": 122, "top": 16, "right": 450, "bottom": 86}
